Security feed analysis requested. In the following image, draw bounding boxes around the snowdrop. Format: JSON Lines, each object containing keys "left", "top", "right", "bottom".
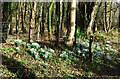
{"left": 106, "top": 55, "right": 112, "bottom": 60}
{"left": 68, "top": 51, "right": 74, "bottom": 56}
{"left": 31, "top": 43, "right": 40, "bottom": 49}
{"left": 106, "top": 41, "right": 110, "bottom": 44}
{"left": 78, "top": 49, "right": 82, "bottom": 54}
{"left": 106, "top": 44, "right": 111, "bottom": 47}
{"left": 30, "top": 40, "right": 34, "bottom": 44}
{"left": 43, "top": 46, "right": 47, "bottom": 50}
{"left": 16, "top": 47, "right": 20, "bottom": 52}
{"left": 82, "top": 49, "right": 89, "bottom": 52}
{"left": 40, "top": 48, "right": 45, "bottom": 53}
{"left": 49, "top": 48, "right": 54, "bottom": 53}
{"left": 62, "top": 51, "right": 67, "bottom": 54}
{"left": 22, "top": 42, "right": 26, "bottom": 46}
{"left": 82, "top": 53, "right": 85, "bottom": 57}
{"left": 14, "top": 40, "right": 22, "bottom": 46}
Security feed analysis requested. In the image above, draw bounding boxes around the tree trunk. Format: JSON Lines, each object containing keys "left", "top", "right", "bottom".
{"left": 108, "top": 2, "right": 112, "bottom": 32}
{"left": 49, "top": 2, "right": 54, "bottom": 40}
{"left": 104, "top": 2, "right": 107, "bottom": 33}
{"left": 87, "top": 2, "right": 102, "bottom": 35}
{"left": 16, "top": 3, "right": 19, "bottom": 39}
{"left": 66, "top": 0, "right": 76, "bottom": 47}
{"left": 9, "top": 2, "right": 13, "bottom": 35}
{"left": 56, "top": 2, "right": 60, "bottom": 45}
{"left": 42, "top": 4, "right": 45, "bottom": 36}
{"left": 2, "top": 2, "right": 9, "bottom": 40}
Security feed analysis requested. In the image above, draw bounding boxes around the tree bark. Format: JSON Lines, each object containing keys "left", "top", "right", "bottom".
{"left": 87, "top": 2, "right": 102, "bottom": 35}
{"left": 66, "top": 0, "right": 76, "bottom": 47}
{"left": 104, "top": 2, "right": 107, "bottom": 33}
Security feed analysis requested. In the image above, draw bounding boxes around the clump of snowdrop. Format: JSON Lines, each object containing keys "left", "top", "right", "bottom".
{"left": 68, "top": 51, "right": 74, "bottom": 56}
{"left": 106, "top": 53, "right": 112, "bottom": 60}
{"left": 31, "top": 43, "right": 40, "bottom": 49}
{"left": 29, "top": 48, "right": 39, "bottom": 60}
{"left": 39, "top": 48, "right": 46, "bottom": 53}
{"left": 40, "top": 61, "right": 49, "bottom": 68}
{"left": 60, "top": 51, "right": 68, "bottom": 60}
{"left": 26, "top": 44, "right": 31, "bottom": 48}
{"left": 48, "top": 48, "right": 54, "bottom": 53}
{"left": 30, "top": 40, "right": 34, "bottom": 44}
{"left": 15, "top": 47, "right": 20, "bottom": 52}
{"left": 42, "top": 51, "right": 53, "bottom": 60}
{"left": 14, "top": 40, "right": 22, "bottom": 46}
{"left": 22, "top": 42, "right": 26, "bottom": 47}
{"left": 106, "top": 41, "right": 110, "bottom": 44}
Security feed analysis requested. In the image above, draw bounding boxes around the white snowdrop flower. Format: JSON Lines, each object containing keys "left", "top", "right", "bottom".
{"left": 30, "top": 40, "right": 34, "bottom": 43}
{"left": 45, "top": 51, "right": 49, "bottom": 55}
{"left": 62, "top": 51, "right": 66, "bottom": 54}
{"left": 106, "top": 56, "right": 111, "bottom": 60}
{"left": 60, "top": 54, "right": 64, "bottom": 57}
{"left": 35, "top": 52, "right": 38, "bottom": 55}
{"left": 82, "top": 53, "right": 85, "bottom": 56}
{"left": 82, "top": 49, "right": 89, "bottom": 52}
{"left": 49, "top": 48, "right": 54, "bottom": 53}
{"left": 78, "top": 50, "right": 82, "bottom": 54}
{"left": 106, "top": 48, "right": 109, "bottom": 51}
{"left": 106, "top": 44, "right": 110, "bottom": 47}
{"left": 43, "top": 54, "right": 48, "bottom": 58}
{"left": 93, "top": 44, "right": 96, "bottom": 48}
{"left": 40, "top": 48, "right": 45, "bottom": 52}
{"left": 16, "top": 47, "right": 20, "bottom": 50}
{"left": 14, "top": 40, "right": 22, "bottom": 43}
{"left": 106, "top": 41, "right": 110, "bottom": 44}
{"left": 32, "top": 43, "right": 40, "bottom": 48}
{"left": 68, "top": 51, "right": 73, "bottom": 54}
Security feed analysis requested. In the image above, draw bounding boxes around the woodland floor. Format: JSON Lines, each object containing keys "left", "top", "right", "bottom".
{"left": 0, "top": 31, "right": 120, "bottom": 79}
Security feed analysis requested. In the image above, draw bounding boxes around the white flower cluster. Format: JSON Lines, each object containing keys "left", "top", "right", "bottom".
{"left": 30, "top": 40, "right": 34, "bottom": 44}
{"left": 31, "top": 43, "right": 40, "bottom": 49}
{"left": 22, "top": 42, "right": 26, "bottom": 46}
{"left": 14, "top": 40, "right": 22, "bottom": 46}
{"left": 16, "top": 47, "right": 20, "bottom": 52}
{"left": 39, "top": 47, "right": 54, "bottom": 59}
{"left": 29, "top": 48, "right": 39, "bottom": 60}
{"left": 60, "top": 51, "right": 68, "bottom": 59}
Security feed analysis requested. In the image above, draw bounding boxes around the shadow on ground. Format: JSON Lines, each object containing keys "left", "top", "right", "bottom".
{"left": 2, "top": 55, "right": 37, "bottom": 79}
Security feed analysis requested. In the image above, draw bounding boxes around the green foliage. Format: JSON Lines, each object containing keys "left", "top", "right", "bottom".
{"left": 14, "top": 40, "right": 22, "bottom": 46}
{"left": 77, "top": 27, "right": 87, "bottom": 39}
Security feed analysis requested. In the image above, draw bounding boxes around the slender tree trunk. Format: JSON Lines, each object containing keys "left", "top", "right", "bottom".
{"left": 42, "top": 4, "right": 45, "bottom": 36}
{"left": 37, "top": 3, "right": 43, "bottom": 40}
{"left": 59, "top": 0, "right": 63, "bottom": 37}
{"left": 108, "top": 2, "right": 112, "bottom": 32}
{"left": 66, "top": 0, "right": 76, "bottom": 47}
{"left": 2, "top": 2, "right": 9, "bottom": 40}
{"left": 21, "top": 2, "right": 26, "bottom": 33}
{"left": 30, "top": 2, "right": 37, "bottom": 40}
{"left": 118, "top": 5, "right": 120, "bottom": 43}
{"left": 9, "top": 2, "right": 13, "bottom": 35}
{"left": 104, "top": 2, "right": 107, "bottom": 33}
{"left": 62, "top": 1, "right": 67, "bottom": 36}
{"left": 56, "top": 2, "right": 60, "bottom": 48}
{"left": 48, "top": 2, "right": 54, "bottom": 40}
{"left": 16, "top": 3, "right": 19, "bottom": 39}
